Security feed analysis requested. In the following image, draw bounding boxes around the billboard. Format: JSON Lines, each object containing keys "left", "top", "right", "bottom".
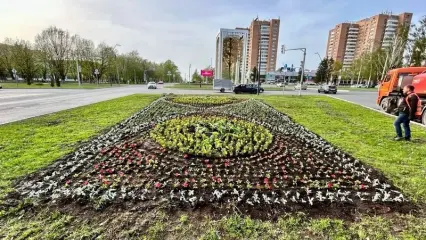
{"left": 201, "top": 69, "right": 214, "bottom": 77}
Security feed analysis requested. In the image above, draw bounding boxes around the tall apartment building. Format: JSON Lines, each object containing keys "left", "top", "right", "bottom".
{"left": 326, "top": 12, "right": 412, "bottom": 68}
{"left": 248, "top": 18, "right": 280, "bottom": 75}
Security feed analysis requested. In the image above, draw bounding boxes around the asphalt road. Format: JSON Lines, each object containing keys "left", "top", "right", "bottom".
{"left": 0, "top": 85, "right": 378, "bottom": 125}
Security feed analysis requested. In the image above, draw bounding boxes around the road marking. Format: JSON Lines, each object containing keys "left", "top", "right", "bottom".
{"left": 327, "top": 95, "right": 425, "bottom": 128}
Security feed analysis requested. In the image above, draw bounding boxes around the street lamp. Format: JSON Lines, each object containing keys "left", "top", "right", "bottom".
{"left": 315, "top": 52, "right": 322, "bottom": 61}
{"left": 314, "top": 52, "right": 322, "bottom": 83}
{"left": 281, "top": 45, "right": 306, "bottom": 96}
{"left": 113, "top": 44, "right": 121, "bottom": 86}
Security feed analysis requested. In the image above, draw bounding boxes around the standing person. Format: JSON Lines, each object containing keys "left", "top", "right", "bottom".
{"left": 394, "top": 85, "right": 420, "bottom": 141}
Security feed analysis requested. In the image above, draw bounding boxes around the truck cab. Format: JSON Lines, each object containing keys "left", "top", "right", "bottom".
{"left": 377, "top": 67, "right": 426, "bottom": 124}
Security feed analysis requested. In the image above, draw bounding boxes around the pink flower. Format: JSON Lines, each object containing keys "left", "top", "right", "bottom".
{"left": 94, "top": 164, "right": 99, "bottom": 169}
{"left": 65, "top": 180, "right": 71, "bottom": 185}
{"left": 154, "top": 182, "right": 161, "bottom": 188}
{"left": 83, "top": 180, "right": 89, "bottom": 185}
{"left": 327, "top": 182, "right": 333, "bottom": 188}
{"left": 175, "top": 173, "right": 181, "bottom": 177}
{"left": 207, "top": 164, "right": 212, "bottom": 168}
{"left": 264, "top": 178, "right": 269, "bottom": 184}
{"left": 183, "top": 182, "right": 189, "bottom": 187}
{"left": 119, "top": 171, "right": 125, "bottom": 177}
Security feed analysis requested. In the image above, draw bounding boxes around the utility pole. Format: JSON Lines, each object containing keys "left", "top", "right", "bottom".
{"left": 281, "top": 45, "right": 306, "bottom": 96}
{"left": 188, "top": 64, "right": 191, "bottom": 84}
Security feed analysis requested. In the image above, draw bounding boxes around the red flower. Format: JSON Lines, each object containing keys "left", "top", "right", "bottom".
{"left": 103, "top": 180, "right": 110, "bottom": 185}
{"left": 83, "top": 180, "right": 89, "bottom": 185}
{"left": 106, "top": 168, "right": 114, "bottom": 174}
{"left": 175, "top": 173, "right": 181, "bottom": 177}
{"left": 327, "top": 182, "right": 333, "bottom": 188}
{"left": 207, "top": 164, "right": 212, "bottom": 168}
{"left": 212, "top": 176, "right": 217, "bottom": 181}
{"left": 224, "top": 160, "right": 230, "bottom": 167}
{"left": 65, "top": 180, "right": 71, "bottom": 185}
{"left": 217, "top": 177, "right": 222, "bottom": 183}
{"left": 360, "top": 184, "right": 365, "bottom": 190}
{"left": 154, "top": 182, "right": 161, "bottom": 188}
{"left": 183, "top": 181, "right": 189, "bottom": 187}
{"left": 264, "top": 178, "right": 269, "bottom": 184}
{"left": 331, "top": 174, "right": 336, "bottom": 178}
{"left": 184, "top": 154, "right": 189, "bottom": 159}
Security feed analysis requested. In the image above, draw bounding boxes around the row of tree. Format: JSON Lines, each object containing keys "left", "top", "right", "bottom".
{"left": 0, "top": 26, "right": 182, "bottom": 86}
{"left": 315, "top": 15, "right": 426, "bottom": 85}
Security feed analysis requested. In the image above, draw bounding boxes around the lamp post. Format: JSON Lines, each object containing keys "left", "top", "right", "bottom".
{"left": 188, "top": 64, "right": 191, "bottom": 84}
{"left": 113, "top": 44, "right": 121, "bottom": 86}
{"left": 315, "top": 52, "right": 322, "bottom": 61}
{"left": 281, "top": 45, "right": 306, "bottom": 96}
{"left": 315, "top": 52, "right": 323, "bottom": 83}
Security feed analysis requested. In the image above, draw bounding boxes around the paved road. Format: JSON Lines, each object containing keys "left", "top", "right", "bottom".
{"left": 0, "top": 85, "right": 378, "bottom": 125}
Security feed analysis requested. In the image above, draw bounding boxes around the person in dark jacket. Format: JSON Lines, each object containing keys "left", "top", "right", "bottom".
{"left": 394, "top": 85, "right": 419, "bottom": 141}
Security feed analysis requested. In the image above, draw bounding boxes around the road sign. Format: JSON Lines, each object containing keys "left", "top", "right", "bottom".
{"left": 201, "top": 69, "right": 213, "bottom": 77}
{"left": 12, "top": 68, "right": 17, "bottom": 74}
{"left": 281, "top": 45, "right": 286, "bottom": 54}
{"left": 94, "top": 69, "right": 99, "bottom": 75}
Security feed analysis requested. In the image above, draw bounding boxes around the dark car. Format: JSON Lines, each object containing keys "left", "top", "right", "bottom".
{"left": 318, "top": 84, "right": 337, "bottom": 94}
{"left": 233, "top": 84, "right": 264, "bottom": 94}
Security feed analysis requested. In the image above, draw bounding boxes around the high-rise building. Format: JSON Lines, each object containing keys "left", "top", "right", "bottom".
{"left": 326, "top": 12, "right": 412, "bottom": 68}
{"left": 248, "top": 18, "right": 280, "bottom": 75}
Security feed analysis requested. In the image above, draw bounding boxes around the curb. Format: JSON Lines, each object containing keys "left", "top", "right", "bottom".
{"left": 327, "top": 95, "right": 426, "bottom": 128}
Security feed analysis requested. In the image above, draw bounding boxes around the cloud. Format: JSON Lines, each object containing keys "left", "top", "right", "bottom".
{"left": 0, "top": 0, "right": 424, "bottom": 78}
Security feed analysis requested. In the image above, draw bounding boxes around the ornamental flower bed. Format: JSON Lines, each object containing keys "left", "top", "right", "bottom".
{"left": 11, "top": 97, "right": 407, "bottom": 214}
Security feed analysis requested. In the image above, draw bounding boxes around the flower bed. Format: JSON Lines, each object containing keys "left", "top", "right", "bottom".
{"left": 167, "top": 96, "right": 243, "bottom": 107}
{"left": 150, "top": 115, "right": 273, "bottom": 157}
{"left": 10, "top": 97, "right": 408, "bottom": 214}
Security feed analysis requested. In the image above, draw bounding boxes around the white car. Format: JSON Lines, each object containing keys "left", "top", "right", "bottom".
{"left": 276, "top": 83, "right": 284, "bottom": 87}
{"left": 147, "top": 82, "right": 157, "bottom": 89}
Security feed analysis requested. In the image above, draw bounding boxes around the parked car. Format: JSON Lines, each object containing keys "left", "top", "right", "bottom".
{"left": 276, "top": 82, "right": 284, "bottom": 87}
{"left": 147, "top": 82, "right": 157, "bottom": 89}
{"left": 318, "top": 84, "right": 337, "bottom": 94}
{"left": 294, "top": 83, "right": 307, "bottom": 90}
{"left": 157, "top": 81, "right": 164, "bottom": 84}
{"left": 233, "top": 84, "right": 264, "bottom": 94}
{"left": 351, "top": 84, "right": 368, "bottom": 88}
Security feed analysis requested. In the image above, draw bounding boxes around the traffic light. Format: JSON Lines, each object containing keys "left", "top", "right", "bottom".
{"left": 281, "top": 45, "right": 285, "bottom": 54}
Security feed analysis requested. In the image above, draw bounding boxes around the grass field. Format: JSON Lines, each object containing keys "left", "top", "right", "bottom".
{"left": 1, "top": 95, "right": 426, "bottom": 239}
{"left": 0, "top": 82, "right": 121, "bottom": 89}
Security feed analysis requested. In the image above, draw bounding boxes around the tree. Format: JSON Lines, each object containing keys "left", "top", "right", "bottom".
{"left": 35, "top": 26, "right": 75, "bottom": 87}
{"left": 331, "top": 60, "right": 343, "bottom": 84}
{"left": 326, "top": 58, "right": 335, "bottom": 82}
{"left": 315, "top": 58, "right": 328, "bottom": 83}
{"left": 13, "top": 40, "right": 39, "bottom": 85}
{"left": 409, "top": 15, "right": 426, "bottom": 66}
{"left": 250, "top": 67, "right": 258, "bottom": 82}
{"left": 191, "top": 69, "right": 202, "bottom": 83}
{"left": 0, "top": 38, "right": 16, "bottom": 79}
{"left": 222, "top": 37, "right": 242, "bottom": 80}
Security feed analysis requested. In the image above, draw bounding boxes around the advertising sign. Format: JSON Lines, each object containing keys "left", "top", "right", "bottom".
{"left": 201, "top": 69, "right": 214, "bottom": 77}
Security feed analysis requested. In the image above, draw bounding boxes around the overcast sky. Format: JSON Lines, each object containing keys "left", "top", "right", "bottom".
{"left": 0, "top": 0, "right": 425, "bottom": 78}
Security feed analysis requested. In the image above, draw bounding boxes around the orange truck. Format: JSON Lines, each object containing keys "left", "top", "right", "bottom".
{"left": 377, "top": 67, "right": 426, "bottom": 124}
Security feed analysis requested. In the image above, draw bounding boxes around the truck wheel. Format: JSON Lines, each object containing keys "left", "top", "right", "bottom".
{"left": 220, "top": 88, "right": 225, "bottom": 93}
{"left": 380, "top": 98, "right": 393, "bottom": 114}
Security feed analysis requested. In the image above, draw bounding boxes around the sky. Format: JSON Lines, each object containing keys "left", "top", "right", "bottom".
{"left": 0, "top": 0, "right": 425, "bottom": 79}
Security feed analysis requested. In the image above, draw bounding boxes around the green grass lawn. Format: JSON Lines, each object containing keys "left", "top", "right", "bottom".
{"left": 0, "top": 82, "right": 121, "bottom": 89}
{"left": 1, "top": 95, "right": 426, "bottom": 239}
